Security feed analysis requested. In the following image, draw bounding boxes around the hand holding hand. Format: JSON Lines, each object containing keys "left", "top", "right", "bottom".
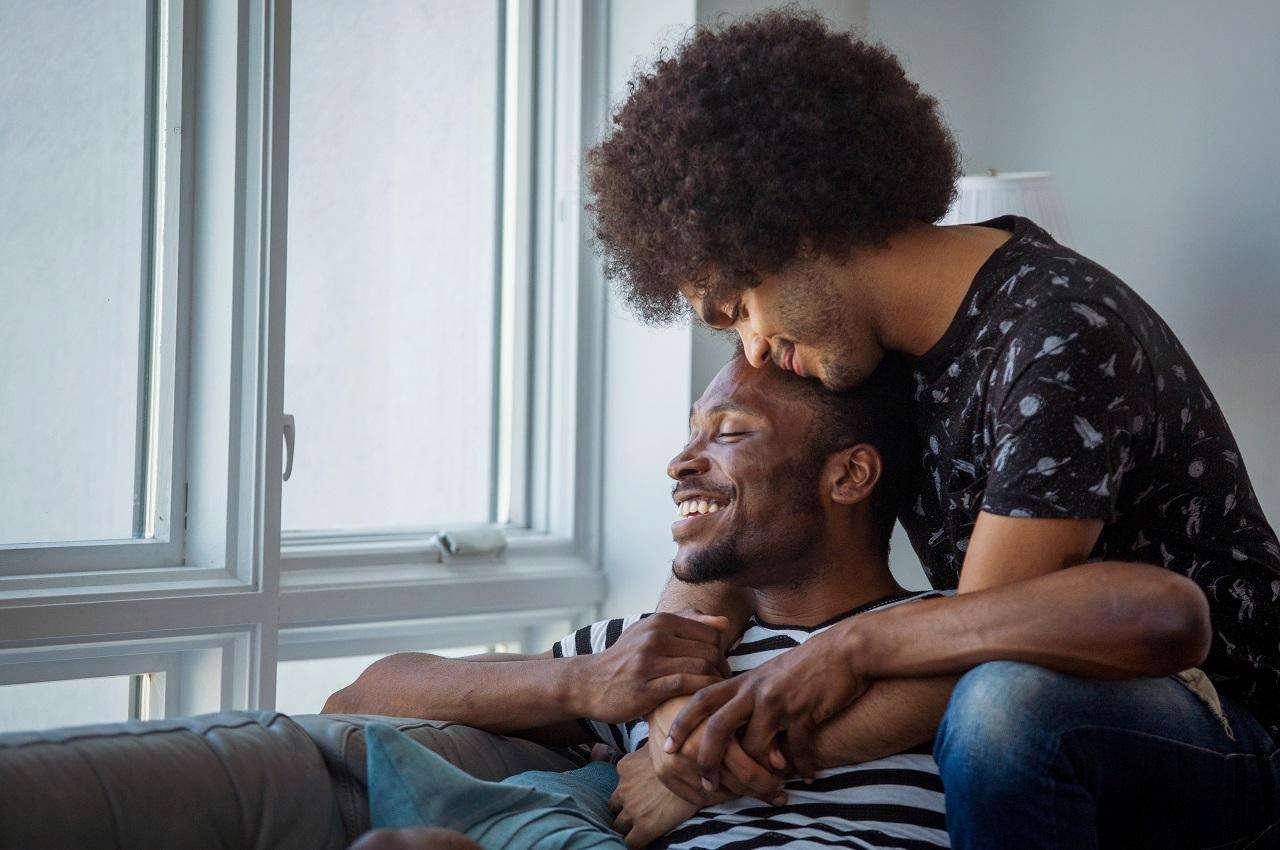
{"left": 578, "top": 611, "right": 730, "bottom": 723}
{"left": 610, "top": 746, "right": 705, "bottom": 848}
{"left": 647, "top": 696, "right": 787, "bottom": 808}
{"left": 663, "top": 620, "right": 870, "bottom": 786}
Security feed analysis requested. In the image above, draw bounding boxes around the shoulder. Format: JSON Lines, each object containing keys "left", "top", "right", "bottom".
{"left": 1000, "top": 296, "right": 1140, "bottom": 352}
{"left": 989, "top": 296, "right": 1155, "bottom": 400}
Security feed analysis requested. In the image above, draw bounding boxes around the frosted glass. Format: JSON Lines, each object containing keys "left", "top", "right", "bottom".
{"left": 0, "top": 1, "right": 149, "bottom": 544}
{"left": 284, "top": 0, "right": 502, "bottom": 532}
{"left": 0, "top": 676, "right": 133, "bottom": 734}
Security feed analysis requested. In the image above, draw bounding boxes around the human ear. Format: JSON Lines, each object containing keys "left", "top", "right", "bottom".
{"left": 824, "top": 444, "right": 882, "bottom": 506}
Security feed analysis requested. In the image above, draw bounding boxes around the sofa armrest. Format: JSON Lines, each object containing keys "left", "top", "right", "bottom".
{"left": 0, "top": 711, "right": 346, "bottom": 850}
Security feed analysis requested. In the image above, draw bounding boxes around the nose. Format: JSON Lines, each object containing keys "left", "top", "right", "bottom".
{"left": 667, "top": 445, "right": 710, "bottom": 481}
{"left": 740, "top": 332, "right": 771, "bottom": 368}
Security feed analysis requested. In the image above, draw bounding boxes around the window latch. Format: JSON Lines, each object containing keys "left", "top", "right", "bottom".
{"left": 282, "top": 413, "right": 296, "bottom": 481}
{"left": 438, "top": 528, "right": 507, "bottom": 558}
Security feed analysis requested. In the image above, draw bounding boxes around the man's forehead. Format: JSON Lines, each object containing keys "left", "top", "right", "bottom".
{"left": 691, "top": 361, "right": 780, "bottom": 421}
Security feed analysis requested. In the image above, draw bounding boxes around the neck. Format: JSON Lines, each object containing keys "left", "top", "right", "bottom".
{"left": 847, "top": 222, "right": 1014, "bottom": 357}
{"left": 749, "top": 541, "right": 904, "bottom": 628}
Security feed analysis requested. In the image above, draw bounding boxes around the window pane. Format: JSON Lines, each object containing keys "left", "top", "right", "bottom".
{"left": 0, "top": 1, "right": 150, "bottom": 544}
{"left": 275, "top": 645, "right": 491, "bottom": 715}
{"left": 0, "top": 676, "right": 133, "bottom": 734}
{"left": 284, "top": 0, "right": 502, "bottom": 532}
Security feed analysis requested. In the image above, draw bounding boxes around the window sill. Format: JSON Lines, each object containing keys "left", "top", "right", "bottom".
{"left": 0, "top": 565, "right": 247, "bottom": 608}
{"left": 278, "top": 551, "right": 604, "bottom": 626}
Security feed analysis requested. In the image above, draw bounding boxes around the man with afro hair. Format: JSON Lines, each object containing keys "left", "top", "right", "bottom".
{"left": 590, "top": 9, "right": 1280, "bottom": 849}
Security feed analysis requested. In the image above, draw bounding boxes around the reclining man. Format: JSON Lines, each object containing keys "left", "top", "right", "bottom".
{"left": 328, "top": 354, "right": 1212, "bottom": 849}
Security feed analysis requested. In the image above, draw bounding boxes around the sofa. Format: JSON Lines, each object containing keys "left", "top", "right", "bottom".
{"left": 0, "top": 711, "right": 588, "bottom": 849}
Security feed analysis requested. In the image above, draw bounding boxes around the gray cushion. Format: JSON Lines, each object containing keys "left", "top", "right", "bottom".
{"left": 0, "top": 711, "right": 345, "bottom": 850}
{"left": 293, "top": 714, "right": 584, "bottom": 844}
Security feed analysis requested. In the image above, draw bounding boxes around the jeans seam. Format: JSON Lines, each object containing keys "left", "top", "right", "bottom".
{"left": 1051, "top": 726, "right": 1103, "bottom": 850}
{"left": 1066, "top": 724, "right": 1271, "bottom": 760}
{"left": 1048, "top": 726, "right": 1069, "bottom": 849}
{"left": 1237, "top": 813, "right": 1280, "bottom": 850}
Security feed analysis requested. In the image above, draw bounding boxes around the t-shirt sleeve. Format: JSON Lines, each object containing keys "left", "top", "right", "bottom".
{"left": 551, "top": 613, "right": 653, "bottom": 752}
{"left": 981, "top": 300, "right": 1156, "bottom": 522}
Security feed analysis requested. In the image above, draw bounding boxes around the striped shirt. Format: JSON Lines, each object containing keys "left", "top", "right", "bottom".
{"left": 553, "top": 591, "right": 951, "bottom": 850}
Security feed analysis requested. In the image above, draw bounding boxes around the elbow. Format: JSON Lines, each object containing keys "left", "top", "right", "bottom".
{"left": 321, "top": 652, "right": 413, "bottom": 714}
{"left": 1145, "top": 571, "right": 1212, "bottom": 674}
{"left": 322, "top": 686, "right": 356, "bottom": 715}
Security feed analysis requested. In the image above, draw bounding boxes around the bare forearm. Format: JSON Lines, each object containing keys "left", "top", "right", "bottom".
{"left": 656, "top": 575, "right": 753, "bottom": 654}
{"left": 323, "top": 652, "right": 585, "bottom": 733}
{"left": 812, "top": 676, "right": 957, "bottom": 769}
{"left": 846, "top": 562, "right": 1211, "bottom": 681}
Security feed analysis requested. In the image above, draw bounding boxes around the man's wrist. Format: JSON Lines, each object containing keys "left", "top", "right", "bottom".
{"left": 837, "top": 616, "right": 882, "bottom": 678}
{"left": 648, "top": 695, "right": 691, "bottom": 741}
{"left": 556, "top": 654, "right": 597, "bottom": 718}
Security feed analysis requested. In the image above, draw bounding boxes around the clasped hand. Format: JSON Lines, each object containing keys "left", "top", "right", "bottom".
{"left": 578, "top": 610, "right": 731, "bottom": 723}
{"left": 588, "top": 611, "right": 870, "bottom": 824}
{"left": 661, "top": 620, "right": 870, "bottom": 788}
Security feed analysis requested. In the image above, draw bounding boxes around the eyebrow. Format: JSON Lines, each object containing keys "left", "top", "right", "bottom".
{"left": 688, "top": 401, "right": 756, "bottom": 424}
{"left": 698, "top": 298, "right": 720, "bottom": 325}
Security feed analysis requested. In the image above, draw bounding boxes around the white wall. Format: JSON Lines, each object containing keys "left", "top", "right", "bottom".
{"left": 869, "top": 0, "right": 1280, "bottom": 533}
{"left": 599, "top": 0, "right": 700, "bottom": 617}
{"left": 699, "top": 0, "right": 867, "bottom": 29}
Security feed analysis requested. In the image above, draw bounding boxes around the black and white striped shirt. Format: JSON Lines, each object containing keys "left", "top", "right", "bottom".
{"left": 553, "top": 591, "right": 951, "bottom": 849}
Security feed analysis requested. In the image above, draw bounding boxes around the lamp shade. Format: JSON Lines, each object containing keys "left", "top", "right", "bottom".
{"left": 939, "top": 171, "right": 1071, "bottom": 244}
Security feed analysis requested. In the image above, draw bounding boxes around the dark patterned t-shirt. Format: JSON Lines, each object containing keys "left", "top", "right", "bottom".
{"left": 898, "top": 215, "right": 1280, "bottom": 738}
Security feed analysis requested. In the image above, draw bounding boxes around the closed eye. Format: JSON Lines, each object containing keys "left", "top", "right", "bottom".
{"left": 715, "top": 431, "right": 751, "bottom": 443}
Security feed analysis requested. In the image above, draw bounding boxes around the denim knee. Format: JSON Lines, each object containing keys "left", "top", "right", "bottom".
{"left": 934, "top": 660, "right": 1073, "bottom": 789}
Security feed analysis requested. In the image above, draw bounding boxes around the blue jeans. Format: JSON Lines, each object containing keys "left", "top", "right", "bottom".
{"left": 934, "top": 661, "right": 1280, "bottom": 849}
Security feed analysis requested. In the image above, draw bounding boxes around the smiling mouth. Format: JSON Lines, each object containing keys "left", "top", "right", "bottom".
{"left": 676, "top": 497, "right": 727, "bottom": 518}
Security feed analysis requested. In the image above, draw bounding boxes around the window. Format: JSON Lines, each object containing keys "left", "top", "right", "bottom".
{"left": 0, "top": 0, "right": 607, "bottom": 734}
{"left": 0, "top": 672, "right": 163, "bottom": 735}
{"left": 283, "top": 0, "right": 505, "bottom": 534}
{"left": 277, "top": 647, "right": 490, "bottom": 716}
{"left": 275, "top": 608, "right": 578, "bottom": 715}
{"left": 0, "top": 0, "right": 185, "bottom": 568}
{"left": 0, "top": 678, "right": 136, "bottom": 734}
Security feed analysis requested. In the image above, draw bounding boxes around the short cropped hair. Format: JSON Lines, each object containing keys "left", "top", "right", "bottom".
{"left": 756, "top": 351, "right": 917, "bottom": 549}
{"left": 588, "top": 10, "right": 960, "bottom": 324}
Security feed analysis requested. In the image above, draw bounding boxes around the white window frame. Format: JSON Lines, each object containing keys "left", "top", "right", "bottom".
{"left": 277, "top": 0, "right": 600, "bottom": 568}
{"left": 0, "top": 0, "right": 192, "bottom": 577}
{"left": 0, "top": 0, "right": 608, "bottom": 717}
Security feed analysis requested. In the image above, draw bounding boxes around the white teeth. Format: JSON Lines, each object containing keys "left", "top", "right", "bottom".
{"left": 677, "top": 498, "right": 727, "bottom": 517}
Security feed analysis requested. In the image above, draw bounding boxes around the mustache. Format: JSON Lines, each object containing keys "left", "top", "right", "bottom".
{"left": 770, "top": 339, "right": 795, "bottom": 369}
{"left": 671, "top": 481, "right": 736, "bottom": 501}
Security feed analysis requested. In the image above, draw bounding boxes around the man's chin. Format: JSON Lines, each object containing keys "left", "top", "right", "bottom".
{"left": 671, "top": 559, "right": 710, "bottom": 585}
{"left": 671, "top": 547, "right": 745, "bottom": 585}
